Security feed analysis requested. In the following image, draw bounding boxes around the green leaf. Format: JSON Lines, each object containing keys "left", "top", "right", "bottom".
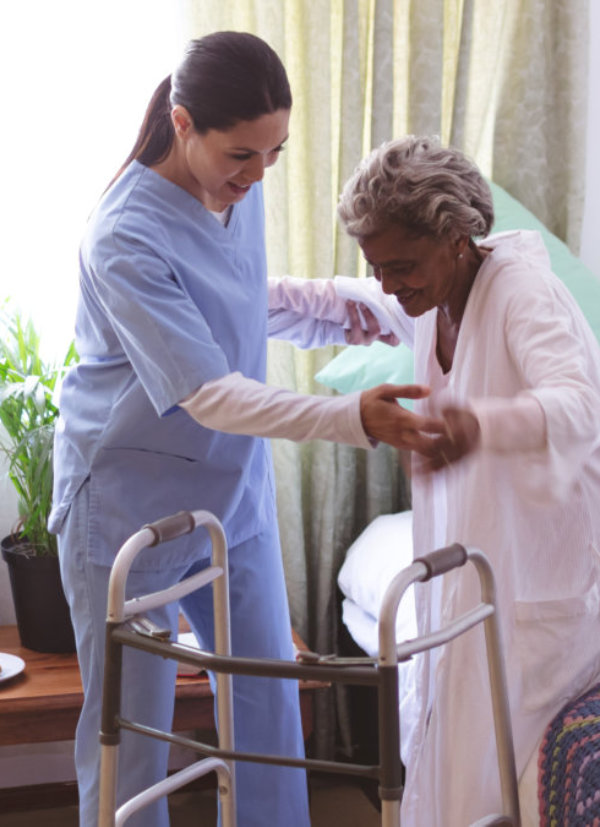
{"left": 0, "top": 304, "right": 79, "bottom": 556}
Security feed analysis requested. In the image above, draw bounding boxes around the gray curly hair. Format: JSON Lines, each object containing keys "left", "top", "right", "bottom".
{"left": 337, "top": 135, "right": 494, "bottom": 241}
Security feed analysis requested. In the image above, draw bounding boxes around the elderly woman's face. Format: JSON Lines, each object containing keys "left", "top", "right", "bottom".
{"left": 360, "top": 223, "right": 463, "bottom": 317}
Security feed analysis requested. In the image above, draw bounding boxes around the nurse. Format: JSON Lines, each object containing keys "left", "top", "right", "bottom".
{"left": 50, "top": 34, "right": 442, "bottom": 827}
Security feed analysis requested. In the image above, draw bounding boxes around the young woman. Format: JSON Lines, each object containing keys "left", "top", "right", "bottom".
{"left": 50, "top": 34, "right": 439, "bottom": 827}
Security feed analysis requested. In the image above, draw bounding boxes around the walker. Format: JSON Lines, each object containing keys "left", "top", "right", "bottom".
{"left": 97, "top": 509, "right": 521, "bottom": 826}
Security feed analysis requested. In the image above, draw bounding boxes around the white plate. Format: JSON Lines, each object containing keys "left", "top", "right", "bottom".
{"left": 0, "top": 652, "right": 26, "bottom": 684}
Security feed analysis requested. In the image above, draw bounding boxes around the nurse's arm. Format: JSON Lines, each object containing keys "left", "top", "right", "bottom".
{"left": 267, "top": 276, "right": 398, "bottom": 347}
{"left": 179, "top": 373, "right": 441, "bottom": 452}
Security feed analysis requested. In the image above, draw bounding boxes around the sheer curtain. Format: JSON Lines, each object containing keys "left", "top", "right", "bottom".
{"left": 184, "top": 0, "right": 589, "bottom": 757}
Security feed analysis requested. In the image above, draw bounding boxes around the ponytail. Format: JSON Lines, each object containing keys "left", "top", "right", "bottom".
{"left": 109, "top": 75, "right": 174, "bottom": 187}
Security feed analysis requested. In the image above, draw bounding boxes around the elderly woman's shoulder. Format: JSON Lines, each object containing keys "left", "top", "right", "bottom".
{"left": 477, "top": 230, "right": 578, "bottom": 311}
{"left": 479, "top": 230, "right": 596, "bottom": 331}
{"left": 483, "top": 229, "right": 549, "bottom": 265}
{"left": 480, "top": 230, "right": 553, "bottom": 287}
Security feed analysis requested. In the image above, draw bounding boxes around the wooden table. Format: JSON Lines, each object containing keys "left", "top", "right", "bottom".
{"left": 0, "top": 625, "right": 325, "bottom": 747}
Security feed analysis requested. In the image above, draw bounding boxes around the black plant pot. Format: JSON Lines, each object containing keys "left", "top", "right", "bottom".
{"left": 1, "top": 535, "right": 76, "bottom": 653}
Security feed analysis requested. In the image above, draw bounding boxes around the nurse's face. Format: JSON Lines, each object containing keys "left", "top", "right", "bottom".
{"left": 173, "top": 107, "right": 290, "bottom": 211}
{"left": 359, "top": 223, "right": 463, "bottom": 318}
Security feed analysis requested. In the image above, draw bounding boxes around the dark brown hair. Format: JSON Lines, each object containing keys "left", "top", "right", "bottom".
{"left": 113, "top": 31, "right": 292, "bottom": 182}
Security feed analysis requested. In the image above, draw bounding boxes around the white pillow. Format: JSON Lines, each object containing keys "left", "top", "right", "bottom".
{"left": 337, "top": 510, "right": 414, "bottom": 619}
{"left": 341, "top": 596, "right": 416, "bottom": 656}
{"left": 341, "top": 598, "right": 381, "bottom": 656}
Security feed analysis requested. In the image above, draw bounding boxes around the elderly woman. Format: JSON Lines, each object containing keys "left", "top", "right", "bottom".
{"left": 270, "top": 135, "right": 600, "bottom": 826}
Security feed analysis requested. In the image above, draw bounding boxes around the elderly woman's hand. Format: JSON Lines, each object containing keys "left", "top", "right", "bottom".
{"left": 359, "top": 384, "right": 445, "bottom": 451}
{"left": 416, "top": 406, "right": 481, "bottom": 472}
{"left": 344, "top": 301, "right": 399, "bottom": 346}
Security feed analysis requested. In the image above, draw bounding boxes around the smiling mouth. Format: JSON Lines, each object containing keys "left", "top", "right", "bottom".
{"left": 228, "top": 182, "right": 251, "bottom": 195}
{"left": 396, "top": 288, "right": 418, "bottom": 304}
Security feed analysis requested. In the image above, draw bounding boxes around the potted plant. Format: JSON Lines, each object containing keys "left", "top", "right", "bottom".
{"left": 0, "top": 306, "right": 78, "bottom": 653}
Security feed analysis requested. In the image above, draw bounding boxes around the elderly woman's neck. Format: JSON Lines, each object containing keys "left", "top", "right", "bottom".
{"left": 440, "top": 239, "right": 487, "bottom": 325}
{"left": 436, "top": 240, "right": 488, "bottom": 372}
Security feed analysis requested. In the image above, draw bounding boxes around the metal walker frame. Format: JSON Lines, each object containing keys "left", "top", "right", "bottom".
{"left": 98, "top": 509, "right": 521, "bottom": 827}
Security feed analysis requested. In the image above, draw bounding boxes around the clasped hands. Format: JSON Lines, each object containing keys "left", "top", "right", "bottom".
{"left": 343, "top": 300, "right": 479, "bottom": 468}
{"left": 359, "top": 384, "right": 480, "bottom": 471}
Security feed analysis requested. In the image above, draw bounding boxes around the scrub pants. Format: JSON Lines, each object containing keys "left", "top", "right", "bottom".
{"left": 58, "top": 483, "right": 310, "bottom": 827}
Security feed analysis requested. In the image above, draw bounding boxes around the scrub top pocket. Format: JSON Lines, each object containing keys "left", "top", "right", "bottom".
{"left": 87, "top": 448, "right": 216, "bottom": 571}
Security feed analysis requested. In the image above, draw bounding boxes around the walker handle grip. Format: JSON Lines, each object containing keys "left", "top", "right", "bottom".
{"left": 414, "top": 543, "right": 468, "bottom": 580}
{"left": 143, "top": 511, "right": 197, "bottom": 546}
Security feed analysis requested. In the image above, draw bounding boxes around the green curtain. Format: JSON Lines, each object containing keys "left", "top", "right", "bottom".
{"left": 183, "top": 0, "right": 589, "bottom": 758}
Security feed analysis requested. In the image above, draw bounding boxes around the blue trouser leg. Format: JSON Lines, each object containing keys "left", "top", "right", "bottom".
{"left": 180, "top": 527, "right": 310, "bottom": 827}
{"left": 58, "top": 483, "right": 184, "bottom": 827}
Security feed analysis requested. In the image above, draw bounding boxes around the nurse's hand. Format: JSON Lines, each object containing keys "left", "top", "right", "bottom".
{"left": 416, "top": 406, "right": 481, "bottom": 473}
{"left": 359, "top": 384, "right": 445, "bottom": 451}
{"left": 344, "top": 301, "right": 399, "bottom": 346}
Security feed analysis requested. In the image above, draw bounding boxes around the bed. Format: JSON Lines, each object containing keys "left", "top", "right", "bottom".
{"left": 323, "top": 183, "right": 600, "bottom": 825}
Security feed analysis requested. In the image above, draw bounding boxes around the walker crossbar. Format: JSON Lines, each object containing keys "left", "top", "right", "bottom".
{"left": 111, "top": 626, "right": 383, "bottom": 685}
{"left": 121, "top": 566, "right": 224, "bottom": 619}
{"left": 115, "top": 757, "right": 232, "bottom": 827}
{"left": 98, "top": 511, "right": 520, "bottom": 827}
{"left": 395, "top": 602, "right": 495, "bottom": 661}
{"left": 116, "top": 717, "right": 382, "bottom": 779}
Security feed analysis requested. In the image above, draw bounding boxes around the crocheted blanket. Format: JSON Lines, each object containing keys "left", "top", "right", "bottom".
{"left": 538, "top": 683, "right": 600, "bottom": 826}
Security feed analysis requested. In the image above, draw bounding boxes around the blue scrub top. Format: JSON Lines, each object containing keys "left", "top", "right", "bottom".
{"left": 50, "top": 162, "right": 277, "bottom": 570}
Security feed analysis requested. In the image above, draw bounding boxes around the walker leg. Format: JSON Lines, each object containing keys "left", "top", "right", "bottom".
{"left": 217, "top": 761, "right": 236, "bottom": 827}
{"left": 378, "top": 664, "right": 403, "bottom": 825}
{"left": 98, "top": 745, "right": 118, "bottom": 827}
{"left": 209, "top": 521, "right": 237, "bottom": 819}
{"left": 98, "top": 623, "right": 123, "bottom": 827}
{"left": 382, "top": 800, "right": 401, "bottom": 827}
